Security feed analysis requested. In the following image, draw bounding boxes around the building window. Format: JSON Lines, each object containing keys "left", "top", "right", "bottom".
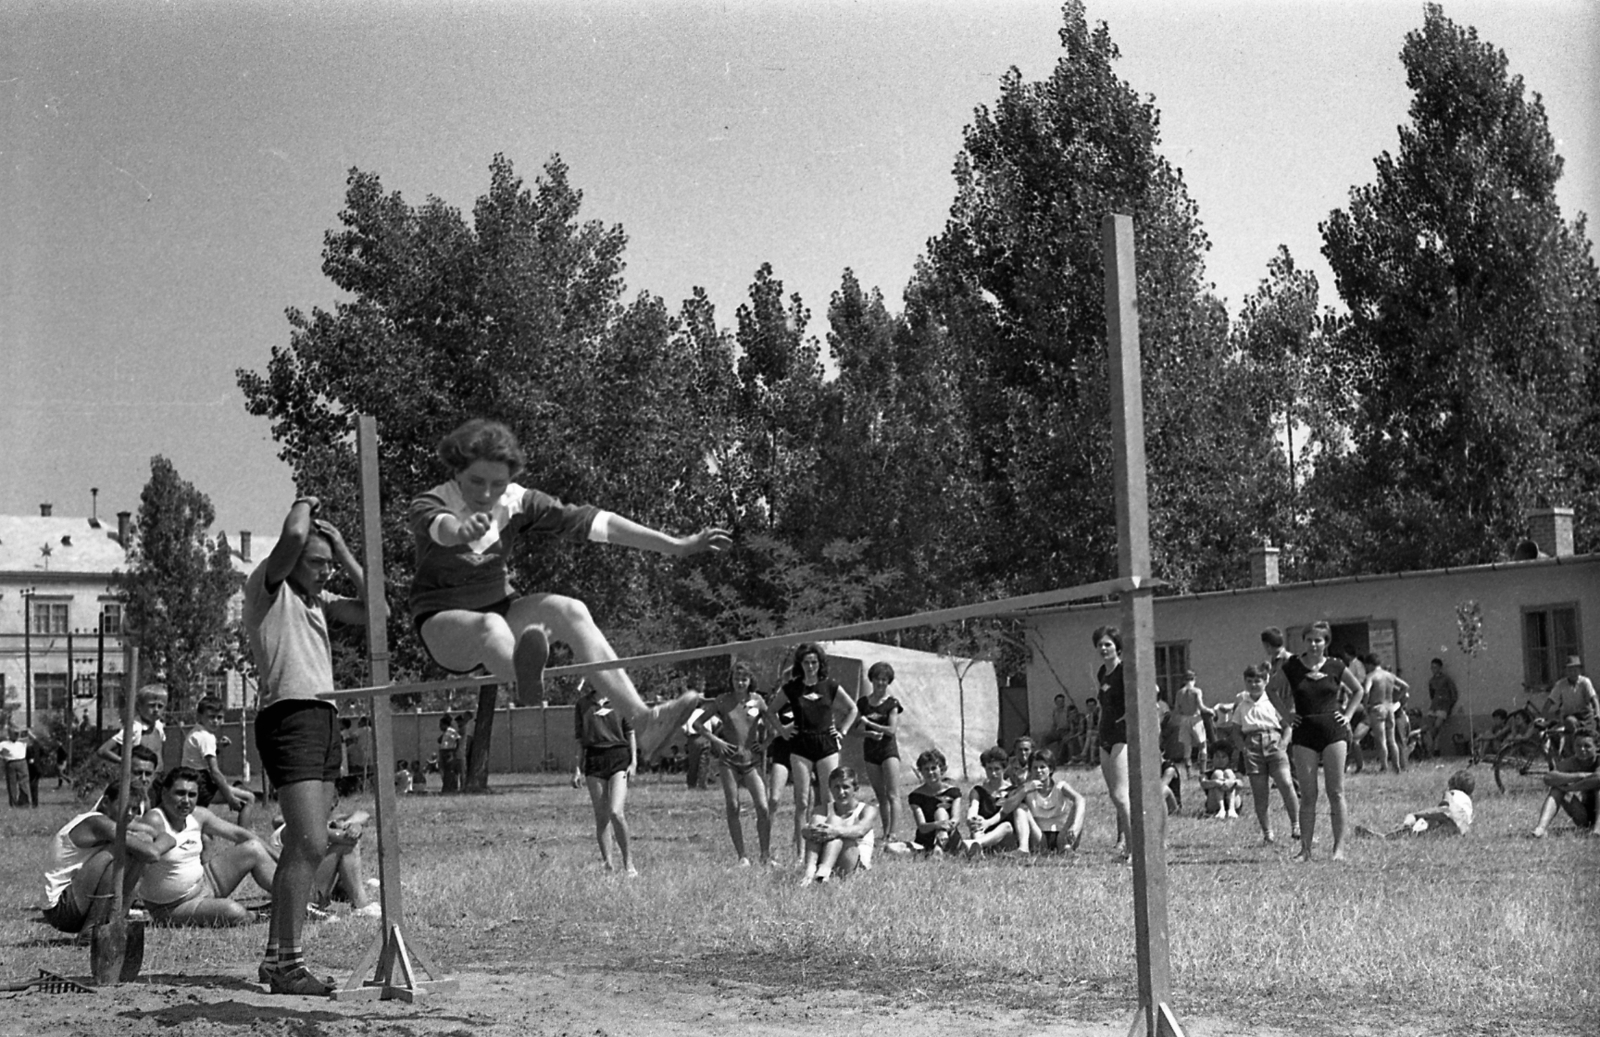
{"left": 100, "top": 603, "right": 124, "bottom": 635}
{"left": 1523, "top": 604, "right": 1581, "bottom": 693}
{"left": 33, "top": 673, "right": 70, "bottom": 712}
{"left": 29, "top": 600, "right": 70, "bottom": 636}
{"left": 1154, "top": 642, "right": 1190, "bottom": 702}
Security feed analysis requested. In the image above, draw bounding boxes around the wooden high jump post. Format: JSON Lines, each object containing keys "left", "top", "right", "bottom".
{"left": 1104, "top": 213, "right": 1184, "bottom": 1037}
{"left": 328, "top": 414, "right": 458, "bottom": 1002}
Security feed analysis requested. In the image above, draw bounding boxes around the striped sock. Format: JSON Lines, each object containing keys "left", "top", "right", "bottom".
{"left": 278, "top": 946, "right": 304, "bottom": 972}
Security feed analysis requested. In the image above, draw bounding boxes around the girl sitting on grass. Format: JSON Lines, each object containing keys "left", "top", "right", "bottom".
{"left": 961, "top": 744, "right": 1017, "bottom": 854}
{"left": 800, "top": 767, "right": 878, "bottom": 884}
{"left": 1002, "top": 749, "right": 1086, "bottom": 853}
{"left": 907, "top": 748, "right": 963, "bottom": 854}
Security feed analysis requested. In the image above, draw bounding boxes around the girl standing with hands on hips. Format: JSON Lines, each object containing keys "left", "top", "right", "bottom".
{"left": 777, "top": 643, "right": 859, "bottom": 862}
{"left": 1283, "top": 620, "right": 1365, "bottom": 861}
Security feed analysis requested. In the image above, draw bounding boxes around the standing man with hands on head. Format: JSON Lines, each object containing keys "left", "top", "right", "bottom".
{"left": 243, "top": 494, "right": 372, "bottom": 996}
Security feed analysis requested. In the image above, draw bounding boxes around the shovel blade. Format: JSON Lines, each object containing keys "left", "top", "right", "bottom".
{"left": 90, "top": 918, "right": 143, "bottom": 985}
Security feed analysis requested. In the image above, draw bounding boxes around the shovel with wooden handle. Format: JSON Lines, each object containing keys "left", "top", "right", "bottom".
{"left": 91, "top": 644, "right": 143, "bottom": 985}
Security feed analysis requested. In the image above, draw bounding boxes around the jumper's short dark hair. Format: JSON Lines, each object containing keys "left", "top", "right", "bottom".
{"left": 438, "top": 419, "right": 526, "bottom": 478}
{"left": 867, "top": 661, "right": 895, "bottom": 684}
{"left": 1091, "top": 625, "right": 1123, "bottom": 651}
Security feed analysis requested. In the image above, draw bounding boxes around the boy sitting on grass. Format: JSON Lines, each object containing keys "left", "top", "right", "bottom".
{"left": 1356, "top": 770, "right": 1475, "bottom": 838}
{"left": 800, "top": 767, "right": 878, "bottom": 884}
{"left": 1532, "top": 731, "right": 1600, "bottom": 839}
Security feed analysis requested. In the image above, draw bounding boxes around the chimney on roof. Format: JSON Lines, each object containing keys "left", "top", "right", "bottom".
{"left": 89, "top": 487, "right": 102, "bottom": 528}
{"left": 117, "top": 510, "right": 132, "bottom": 548}
{"left": 39, "top": 503, "right": 52, "bottom": 517}
{"left": 1249, "top": 543, "right": 1281, "bottom": 587}
{"left": 239, "top": 530, "right": 252, "bottom": 563}
{"left": 1528, "top": 507, "right": 1575, "bottom": 558}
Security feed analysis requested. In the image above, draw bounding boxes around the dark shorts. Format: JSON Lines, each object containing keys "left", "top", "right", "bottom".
{"left": 864, "top": 736, "right": 900, "bottom": 767}
{"left": 1292, "top": 714, "right": 1348, "bottom": 755}
{"left": 195, "top": 770, "right": 221, "bottom": 806}
{"left": 413, "top": 596, "right": 514, "bottom": 674}
{"left": 768, "top": 738, "right": 796, "bottom": 770}
{"left": 1099, "top": 719, "right": 1128, "bottom": 754}
{"left": 1240, "top": 731, "right": 1289, "bottom": 776}
{"left": 790, "top": 732, "right": 842, "bottom": 765}
{"left": 583, "top": 744, "right": 632, "bottom": 780}
{"left": 42, "top": 894, "right": 89, "bottom": 934}
{"left": 256, "top": 699, "right": 341, "bottom": 788}
{"left": 913, "top": 828, "right": 959, "bottom": 852}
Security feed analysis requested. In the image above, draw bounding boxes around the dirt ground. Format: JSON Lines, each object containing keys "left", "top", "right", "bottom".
{"left": 0, "top": 962, "right": 1475, "bottom": 1037}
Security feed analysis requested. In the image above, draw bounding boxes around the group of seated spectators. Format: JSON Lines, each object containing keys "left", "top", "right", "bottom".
{"left": 41, "top": 746, "right": 378, "bottom": 939}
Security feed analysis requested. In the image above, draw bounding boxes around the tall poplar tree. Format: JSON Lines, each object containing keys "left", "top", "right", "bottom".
{"left": 120, "top": 457, "right": 242, "bottom": 711}
{"left": 1317, "top": 4, "right": 1600, "bottom": 570}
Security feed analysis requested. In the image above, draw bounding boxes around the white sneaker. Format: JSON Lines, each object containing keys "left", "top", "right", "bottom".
{"left": 351, "top": 903, "right": 382, "bottom": 919}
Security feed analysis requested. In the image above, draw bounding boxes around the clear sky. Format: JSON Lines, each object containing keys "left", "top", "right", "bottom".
{"left": 3, "top": 1, "right": 1596, "bottom": 541}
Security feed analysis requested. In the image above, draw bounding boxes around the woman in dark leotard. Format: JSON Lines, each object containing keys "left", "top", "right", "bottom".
{"left": 857, "top": 661, "right": 904, "bottom": 844}
{"left": 1093, "top": 625, "right": 1133, "bottom": 853}
{"left": 1284, "top": 620, "right": 1365, "bottom": 861}
{"left": 775, "top": 643, "right": 859, "bottom": 862}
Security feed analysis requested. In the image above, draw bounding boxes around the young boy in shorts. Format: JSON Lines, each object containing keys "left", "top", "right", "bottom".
{"left": 1228, "top": 665, "right": 1301, "bottom": 844}
{"left": 98, "top": 684, "right": 168, "bottom": 765}
{"left": 244, "top": 495, "right": 370, "bottom": 995}
{"left": 182, "top": 697, "right": 256, "bottom": 827}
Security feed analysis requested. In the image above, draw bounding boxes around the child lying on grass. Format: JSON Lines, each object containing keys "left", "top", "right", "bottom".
{"left": 1355, "top": 770, "right": 1475, "bottom": 838}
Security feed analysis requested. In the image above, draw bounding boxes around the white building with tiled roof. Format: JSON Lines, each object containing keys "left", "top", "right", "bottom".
{"left": 0, "top": 504, "right": 275, "bottom": 734}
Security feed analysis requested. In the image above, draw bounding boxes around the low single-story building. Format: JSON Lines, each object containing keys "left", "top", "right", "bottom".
{"left": 1019, "top": 508, "right": 1595, "bottom": 754}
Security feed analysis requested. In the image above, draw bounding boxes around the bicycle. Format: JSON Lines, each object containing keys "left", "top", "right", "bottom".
{"left": 1492, "top": 718, "right": 1560, "bottom": 794}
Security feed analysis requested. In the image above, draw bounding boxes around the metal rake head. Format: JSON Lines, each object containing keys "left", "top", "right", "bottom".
{"left": 5, "top": 969, "right": 95, "bottom": 994}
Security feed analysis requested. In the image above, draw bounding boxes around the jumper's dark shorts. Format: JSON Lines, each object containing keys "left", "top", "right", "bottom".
{"left": 789, "top": 732, "right": 842, "bottom": 765}
{"left": 1098, "top": 719, "right": 1128, "bottom": 754}
{"left": 583, "top": 744, "right": 632, "bottom": 780}
{"left": 256, "top": 699, "right": 341, "bottom": 788}
{"left": 1291, "top": 713, "right": 1348, "bottom": 755}
{"left": 414, "top": 596, "right": 515, "bottom": 674}
{"left": 768, "top": 738, "right": 796, "bottom": 770}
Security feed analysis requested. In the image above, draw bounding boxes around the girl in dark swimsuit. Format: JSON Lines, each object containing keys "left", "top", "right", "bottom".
{"left": 775, "top": 643, "right": 859, "bottom": 863}
{"left": 857, "top": 661, "right": 904, "bottom": 844}
{"left": 1093, "top": 625, "right": 1133, "bottom": 854}
{"left": 1284, "top": 620, "right": 1365, "bottom": 861}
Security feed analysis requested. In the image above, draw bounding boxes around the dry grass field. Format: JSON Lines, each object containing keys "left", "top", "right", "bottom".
{"left": 1, "top": 761, "right": 1593, "bottom": 1036}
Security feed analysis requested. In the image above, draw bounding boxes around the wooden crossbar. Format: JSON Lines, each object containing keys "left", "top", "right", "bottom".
{"left": 322, "top": 575, "right": 1147, "bottom": 702}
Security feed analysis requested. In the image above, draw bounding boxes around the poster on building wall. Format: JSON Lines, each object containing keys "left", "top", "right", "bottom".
{"left": 1369, "top": 622, "right": 1397, "bottom": 671}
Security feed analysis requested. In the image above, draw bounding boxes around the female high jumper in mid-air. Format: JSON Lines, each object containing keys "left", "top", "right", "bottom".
{"left": 408, "top": 418, "right": 731, "bottom": 723}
